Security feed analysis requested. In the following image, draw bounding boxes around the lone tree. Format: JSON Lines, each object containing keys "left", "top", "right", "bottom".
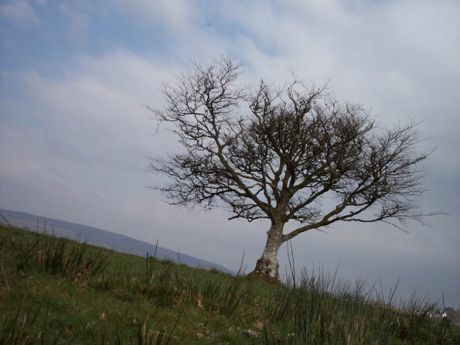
{"left": 150, "top": 58, "right": 430, "bottom": 280}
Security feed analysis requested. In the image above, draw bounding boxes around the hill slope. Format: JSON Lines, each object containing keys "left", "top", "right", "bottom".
{"left": 1, "top": 225, "right": 459, "bottom": 344}
{"left": 0, "top": 208, "right": 232, "bottom": 273}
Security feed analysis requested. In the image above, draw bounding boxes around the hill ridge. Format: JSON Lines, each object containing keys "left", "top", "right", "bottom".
{"left": 0, "top": 208, "right": 232, "bottom": 273}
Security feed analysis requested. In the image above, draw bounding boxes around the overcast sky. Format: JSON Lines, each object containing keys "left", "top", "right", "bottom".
{"left": 1, "top": 0, "right": 459, "bottom": 308}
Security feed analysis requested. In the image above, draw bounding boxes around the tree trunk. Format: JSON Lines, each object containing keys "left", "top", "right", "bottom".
{"left": 251, "top": 222, "right": 284, "bottom": 280}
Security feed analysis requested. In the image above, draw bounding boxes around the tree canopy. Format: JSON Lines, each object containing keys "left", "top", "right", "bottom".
{"left": 150, "top": 58, "right": 431, "bottom": 279}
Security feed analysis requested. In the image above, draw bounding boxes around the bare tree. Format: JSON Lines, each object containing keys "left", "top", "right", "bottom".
{"left": 150, "top": 58, "right": 431, "bottom": 280}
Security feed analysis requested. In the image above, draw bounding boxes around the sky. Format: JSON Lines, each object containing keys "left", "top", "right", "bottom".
{"left": 0, "top": 0, "right": 459, "bottom": 308}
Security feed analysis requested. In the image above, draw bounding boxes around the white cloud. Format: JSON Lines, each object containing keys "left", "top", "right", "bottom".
{"left": 217, "top": 0, "right": 460, "bottom": 174}
{"left": 0, "top": 49, "right": 187, "bottom": 237}
{"left": 114, "top": 0, "right": 194, "bottom": 31}
{"left": 13, "top": 50, "right": 179, "bottom": 171}
{"left": 0, "top": 0, "right": 40, "bottom": 27}
{"left": 59, "top": 2, "right": 90, "bottom": 46}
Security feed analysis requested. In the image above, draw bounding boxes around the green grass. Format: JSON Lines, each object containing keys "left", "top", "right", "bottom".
{"left": 1, "top": 225, "right": 459, "bottom": 344}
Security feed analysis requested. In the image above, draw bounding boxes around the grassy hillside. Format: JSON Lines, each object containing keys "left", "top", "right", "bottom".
{"left": 1, "top": 225, "right": 459, "bottom": 344}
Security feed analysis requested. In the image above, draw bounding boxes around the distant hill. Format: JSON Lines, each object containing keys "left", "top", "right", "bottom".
{"left": 0, "top": 208, "right": 232, "bottom": 274}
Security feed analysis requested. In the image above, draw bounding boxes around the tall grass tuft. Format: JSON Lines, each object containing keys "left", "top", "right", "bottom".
{"left": 10, "top": 227, "right": 108, "bottom": 281}
{"left": 264, "top": 265, "right": 458, "bottom": 345}
{"left": 217, "top": 266, "right": 246, "bottom": 315}
{"left": 35, "top": 235, "right": 107, "bottom": 280}
{"left": 0, "top": 295, "right": 180, "bottom": 345}
{"left": 0, "top": 296, "right": 59, "bottom": 345}
{"left": 10, "top": 232, "right": 41, "bottom": 272}
{"left": 97, "top": 318, "right": 180, "bottom": 345}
